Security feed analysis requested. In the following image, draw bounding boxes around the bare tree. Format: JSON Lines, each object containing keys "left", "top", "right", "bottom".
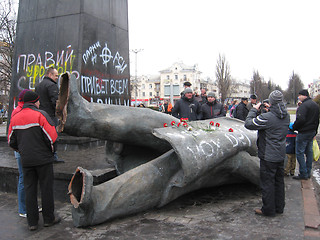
{"left": 285, "top": 71, "right": 304, "bottom": 105}
{"left": 0, "top": 0, "right": 16, "bottom": 108}
{"left": 250, "top": 71, "right": 283, "bottom": 101}
{"left": 215, "top": 54, "right": 232, "bottom": 102}
{"left": 250, "top": 70, "right": 264, "bottom": 100}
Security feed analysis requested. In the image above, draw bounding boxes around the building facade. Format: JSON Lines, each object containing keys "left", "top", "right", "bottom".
{"left": 308, "top": 78, "right": 320, "bottom": 98}
{"left": 228, "top": 81, "right": 251, "bottom": 100}
{"left": 130, "top": 61, "right": 252, "bottom": 107}
{"left": 131, "top": 74, "right": 161, "bottom": 106}
{"left": 159, "top": 62, "right": 202, "bottom": 104}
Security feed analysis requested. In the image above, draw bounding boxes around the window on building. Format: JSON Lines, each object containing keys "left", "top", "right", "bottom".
{"left": 149, "top": 84, "right": 152, "bottom": 89}
{"left": 164, "top": 84, "right": 180, "bottom": 96}
{"left": 142, "top": 84, "right": 145, "bottom": 89}
{"left": 142, "top": 92, "right": 145, "bottom": 97}
{"left": 149, "top": 92, "right": 152, "bottom": 97}
{"left": 175, "top": 75, "right": 178, "bottom": 80}
{"left": 167, "top": 75, "right": 170, "bottom": 80}
{"left": 183, "top": 75, "right": 187, "bottom": 80}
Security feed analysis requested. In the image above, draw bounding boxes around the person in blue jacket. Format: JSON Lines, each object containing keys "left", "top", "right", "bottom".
{"left": 284, "top": 129, "right": 297, "bottom": 176}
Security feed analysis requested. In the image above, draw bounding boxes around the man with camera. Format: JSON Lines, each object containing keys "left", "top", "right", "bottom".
{"left": 245, "top": 90, "right": 290, "bottom": 217}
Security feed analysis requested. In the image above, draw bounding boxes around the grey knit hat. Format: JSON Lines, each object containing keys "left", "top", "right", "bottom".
{"left": 268, "top": 90, "right": 283, "bottom": 105}
{"left": 207, "top": 92, "right": 216, "bottom": 98}
{"left": 184, "top": 87, "right": 193, "bottom": 94}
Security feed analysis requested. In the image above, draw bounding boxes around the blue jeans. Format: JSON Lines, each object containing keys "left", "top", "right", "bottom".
{"left": 15, "top": 151, "right": 26, "bottom": 214}
{"left": 295, "top": 131, "right": 315, "bottom": 178}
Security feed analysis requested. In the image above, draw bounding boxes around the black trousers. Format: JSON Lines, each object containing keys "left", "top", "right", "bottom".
{"left": 260, "top": 159, "right": 285, "bottom": 216}
{"left": 23, "top": 163, "right": 55, "bottom": 226}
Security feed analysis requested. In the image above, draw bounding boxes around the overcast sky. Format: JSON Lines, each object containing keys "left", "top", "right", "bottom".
{"left": 128, "top": 0, "right": 320, "bottom": 89}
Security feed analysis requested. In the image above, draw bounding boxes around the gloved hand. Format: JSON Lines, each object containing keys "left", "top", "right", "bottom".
{"left": 289, "top": 122, "right": 294, "bottom": 130}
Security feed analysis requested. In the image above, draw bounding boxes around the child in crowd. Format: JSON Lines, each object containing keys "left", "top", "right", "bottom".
{"left": 285, "top": 128, "right": 297, "bottom": 176}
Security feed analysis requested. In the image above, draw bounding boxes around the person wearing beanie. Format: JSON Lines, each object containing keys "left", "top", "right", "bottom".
{"left": 291, "top": 89, "right": 319, "bottom": 180}
{"left": 12, "top": 89, "right": 30, "bottom": 118}
{"left": 234, "top": 97, "right": 249, "bottom": 121}
{"left": 10, "top": 89, "right": 31, "bottom": 218}
{"left": 23, "top": 91, "right": 40, "bottom": 104}
{"left": 201, "top": 92, "right": 226, "bottom": 119}
{"left": 8, "top": 90, "right": 61, "bottom": 231}
{"left": 172, "top": 87, "right": 201, "bottom": 121}
{"left": 298, "top": 89, "right": 309, "bottom": 97}
{"left": 247, "top": 94, "right": 257, "bottom": 111}
{"left": 245, "top": 90, "right": 290, "bottom": 217}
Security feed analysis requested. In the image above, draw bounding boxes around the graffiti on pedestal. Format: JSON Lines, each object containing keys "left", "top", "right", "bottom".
{"left": 80, "top": 40, "right": 130, "bottom": 106}
{"left": 16, "top": 45, "right": 79, "bottom": 90}
{"left": 14, "top": 40, "right": 130, "bottom": 106}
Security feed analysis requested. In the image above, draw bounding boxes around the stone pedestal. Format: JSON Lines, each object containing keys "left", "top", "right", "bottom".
{"left": 9, "top": 0, "right": 130, "bottom": 120}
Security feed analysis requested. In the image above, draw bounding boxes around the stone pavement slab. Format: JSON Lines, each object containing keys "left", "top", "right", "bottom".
{"left": 0, "top": 180, "right": 310, "bottom": 240}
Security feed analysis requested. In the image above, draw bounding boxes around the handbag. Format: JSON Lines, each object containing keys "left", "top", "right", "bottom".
{"left": 313, "top": 139, "right": 320, "bottom": 161}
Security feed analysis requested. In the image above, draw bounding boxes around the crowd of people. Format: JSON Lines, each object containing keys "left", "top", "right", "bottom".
{"left": 160, "top": 81, "right": 320, "bottom": 218}
{"left": 7, "top": 74, "right": 320, "bottom": 231}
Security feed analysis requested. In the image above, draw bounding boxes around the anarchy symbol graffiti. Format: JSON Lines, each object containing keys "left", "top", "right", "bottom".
{"left": 100, "top": 43, "right": 113, "bottom": 67}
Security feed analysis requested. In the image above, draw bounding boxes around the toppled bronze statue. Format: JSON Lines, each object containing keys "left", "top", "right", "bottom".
{"left": 62, "top": 74, "right": 259, "bottom": 227}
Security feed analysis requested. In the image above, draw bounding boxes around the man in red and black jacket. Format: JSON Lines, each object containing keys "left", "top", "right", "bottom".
{"left": 8, "top": 91, "right": 60, "bottom": 231}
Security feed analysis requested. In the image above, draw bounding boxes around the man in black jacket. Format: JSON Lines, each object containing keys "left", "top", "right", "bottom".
{"left": 36, "top": 67, "right": 59, "bottom": 123}
{"left": 36, "top": 67, "right": 64, "bottom": 163}
{"left": 235, "top": 97, "right": 249, "bottom": 121}
{"left": 172, "top": 87, "right": 201, "bottom": 121}
{"left": 245, "top": 90, "right": 290, "bottom": 217}
{"left": 291, "top": 89, "right": 319, "bottom": 180}
{"left": 201, "top": 92, "right": 226, "bottom": 119}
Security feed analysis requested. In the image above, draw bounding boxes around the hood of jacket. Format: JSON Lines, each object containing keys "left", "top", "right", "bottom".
{"left": 270, "top": 102, "right": 288, "bottom": 119}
